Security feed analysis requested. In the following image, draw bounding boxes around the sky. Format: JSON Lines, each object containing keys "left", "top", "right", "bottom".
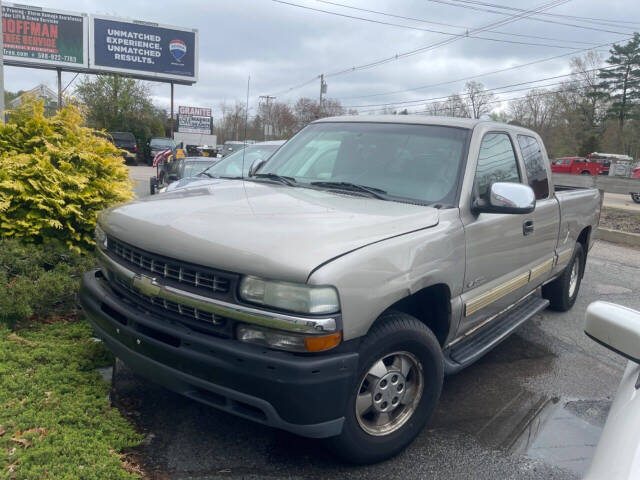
{"left": 4, "top": 0, "right": 639, "bottom": 119}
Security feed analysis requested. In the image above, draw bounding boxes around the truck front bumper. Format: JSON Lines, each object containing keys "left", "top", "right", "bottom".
{"left": 80, "top": 269, "right": 358, "bottom": 438}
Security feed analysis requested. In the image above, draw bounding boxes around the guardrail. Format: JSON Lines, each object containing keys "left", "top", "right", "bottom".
{"left": 552, "top": 173, "right": 640, "bottom": 195}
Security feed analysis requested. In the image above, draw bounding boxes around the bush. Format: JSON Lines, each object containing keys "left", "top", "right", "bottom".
{"left": 0, "top": 238, "right": 94, "bottom": 329}
{"left": 0, "top": 98, "right": 134, "bottom": 253}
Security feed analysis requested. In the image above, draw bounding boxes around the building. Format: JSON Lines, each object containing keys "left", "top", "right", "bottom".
{"left": 9, "top": 84, "right": 61, "bottom": 115}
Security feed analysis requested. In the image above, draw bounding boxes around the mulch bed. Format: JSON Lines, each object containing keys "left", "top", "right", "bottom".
{"left": 600, "top": 207, "right": 640, "bottom": 234}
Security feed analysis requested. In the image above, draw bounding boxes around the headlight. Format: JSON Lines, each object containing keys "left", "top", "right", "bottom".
{"left": 238, "top": 276, "right": 340, "bottom": 315}
{"left": 236, "top": 324, "right": 342, "bottom": 352}
{"left": 94, "top": 224, "right": 108, "bottom": 250}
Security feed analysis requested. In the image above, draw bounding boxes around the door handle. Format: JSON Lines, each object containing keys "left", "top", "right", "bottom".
{"left": 523, "top": 220, "right": 534, "bottom": 236}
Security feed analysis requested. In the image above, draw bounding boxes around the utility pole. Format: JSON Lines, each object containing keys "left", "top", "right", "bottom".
{"left": 258, "top": 95, "right": 275, "bottom": 140}
{"left": 318, "top": 74, "right": 327, "bottom": 115}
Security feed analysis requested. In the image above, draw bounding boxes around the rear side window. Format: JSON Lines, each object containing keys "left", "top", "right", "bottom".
{"left": 474, "top": 133, "right": 520, "bottom": 201}
{"left": 517, "top": 135, "right": 549, "bottom": 200}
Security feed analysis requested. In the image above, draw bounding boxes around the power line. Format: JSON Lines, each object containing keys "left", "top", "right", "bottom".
{"left": 267, "top": 0, "right": 570, "bottom": 95}
{"left": 355, "top": 84, "right": 593, "bottom": 114}
{"left": 272, "top": 0, "right": 582, "bottom": 52}
{"left": 323, "top": 0, "right": 576, "bottom": 77}
{"left": 337, "top": 39, "right": 625, "bottom": 101}
{"left": 344, "top": 66, "right": 612, "bottom": 109}
{"left": 425, "top": 0, "right": 633, "bottom": 35}
{"left": 445, "top": 0, "right": 640, "bottom": 28}
{"left": 312, "top": 0, "right": 600, "bottom": 46}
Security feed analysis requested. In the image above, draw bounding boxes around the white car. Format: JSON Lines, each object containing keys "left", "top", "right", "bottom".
{"left": 584, "top": 301, "right": 640, "bottom": 479}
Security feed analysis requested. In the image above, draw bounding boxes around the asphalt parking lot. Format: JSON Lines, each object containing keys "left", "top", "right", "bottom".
{"left": 119, "top": 166, "right": 639, "bottom": 479}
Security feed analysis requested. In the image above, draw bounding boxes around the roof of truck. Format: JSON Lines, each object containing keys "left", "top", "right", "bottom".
{"left": 313, "top": 115, "right": 506, "bottom": 130}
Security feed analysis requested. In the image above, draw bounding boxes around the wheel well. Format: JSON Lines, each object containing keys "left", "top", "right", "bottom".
{"left": 381, "top": 284, "right": 451, "bottom": 346}
{"left": 577, "top": 226, "right": 591, "bottom": 250}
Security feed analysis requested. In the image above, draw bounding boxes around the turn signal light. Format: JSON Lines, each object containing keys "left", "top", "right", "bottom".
{"left": 305, "top": 331, "right": 343, "bottom": 352}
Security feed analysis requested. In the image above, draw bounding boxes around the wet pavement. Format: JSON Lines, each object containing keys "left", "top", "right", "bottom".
{"left": 110, "top": 240, "right": 640, "bottom": 479}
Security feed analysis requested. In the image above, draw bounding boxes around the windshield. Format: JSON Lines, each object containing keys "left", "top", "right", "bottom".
{"left": 204, "top": 144, "right": 281, "bottom": 177}
{"left": 259, "top": 122, "right": 470, "bottom": 204}
{"left": 150, "top": 138, "right": 175, "bottom": 148}
{"left": 184, "top": 160, "right": 217, "bottom": 177}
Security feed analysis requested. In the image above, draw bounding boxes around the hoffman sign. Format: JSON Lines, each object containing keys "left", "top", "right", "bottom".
{"left": 90, "top": 15, "right": 198, "bottom": 83}
{"left": 178, "top": 106, "right": 212, "bottom": 134}
{"left": 2, "top": 3, "right": 88, "bottom": 69}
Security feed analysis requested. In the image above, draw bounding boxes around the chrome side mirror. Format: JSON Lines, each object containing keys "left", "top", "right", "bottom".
{"left": 473, "top": 182, "right": 536, "bottom": 214}
{"left": 585, "top": 301, "right": 640, "bottom": 364}
{"left": 248, "top": 158, "right": 266, "bottom": 177}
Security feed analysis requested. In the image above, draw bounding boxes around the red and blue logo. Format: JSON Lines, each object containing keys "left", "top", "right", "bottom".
{"left": 169, "top": 39, "right": 187, "bottom": 62}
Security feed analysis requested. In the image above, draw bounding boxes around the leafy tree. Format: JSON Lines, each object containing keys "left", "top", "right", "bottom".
{"left": 74, "top": 75, "right": 165, "bottom": 148}
{"left": 598, "top": 33, "right": 640, "bottom": 153}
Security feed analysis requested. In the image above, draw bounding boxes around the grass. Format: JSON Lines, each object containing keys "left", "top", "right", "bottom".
{"left": 0, "top": 319, "right": 142, "bottom": 479}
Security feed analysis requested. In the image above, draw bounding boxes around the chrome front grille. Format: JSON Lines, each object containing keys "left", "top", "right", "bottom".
{"left": 113, "top": 275, "right": 225, "bottom": 326}
{"left": 108, "top": 236, "right": 231, "bottom": 294}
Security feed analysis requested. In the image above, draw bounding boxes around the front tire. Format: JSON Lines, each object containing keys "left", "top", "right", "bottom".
{"left": 543, "top": 243, "right": 585, "bottom": 311}
{"left": 631, "top": 193, "right": 640, "bottom": 204}
{"left": 328, "top": 311, "right": 443, "bottom": 464}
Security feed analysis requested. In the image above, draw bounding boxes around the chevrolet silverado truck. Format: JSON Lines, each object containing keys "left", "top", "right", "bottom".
{"left": 81, "top": 116, "right": 601, "bottom": 464}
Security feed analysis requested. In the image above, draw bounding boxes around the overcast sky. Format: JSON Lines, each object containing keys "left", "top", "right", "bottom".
{"left": 5, "top": 0, "right": 639, "bottom": 118}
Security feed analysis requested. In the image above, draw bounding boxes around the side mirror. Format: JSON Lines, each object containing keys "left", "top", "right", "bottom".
{"left": 248, "top": 158, "right": 267, "bottom": 177}
{"left": 473, "top": 182, "right": 535, "bottom": 214}
{"left": 585, "top": 301, "right": 640, "bottom": 363}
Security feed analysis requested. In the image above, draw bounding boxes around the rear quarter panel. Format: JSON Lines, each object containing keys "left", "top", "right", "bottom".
{"left": 552, "top": 187, "right": 600, "bottom": 273}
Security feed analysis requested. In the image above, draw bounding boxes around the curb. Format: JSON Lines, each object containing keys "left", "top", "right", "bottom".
{"left": 596, "top": 227, "right": 640, "bottom": 247}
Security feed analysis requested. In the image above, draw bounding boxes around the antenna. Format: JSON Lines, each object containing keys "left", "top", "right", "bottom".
{"left": 241, "top": 75, "right": 250, "bottom": 180}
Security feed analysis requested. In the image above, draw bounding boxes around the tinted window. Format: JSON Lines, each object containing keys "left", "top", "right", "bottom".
{"left": 206, "top": 144, "right": 280, "bottom": 177}
{"left": 517, "top": 135, "right": 549, "bottom": 200}
{"left": 150, "top": 138, "right": 175, "bottom": 148}
{"left": 474, "top": 133, "right": 520, "bottom": 200}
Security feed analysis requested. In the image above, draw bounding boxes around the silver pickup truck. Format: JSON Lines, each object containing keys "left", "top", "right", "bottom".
{"left": 81, "top": 116, "right": 601, "bottom": 464}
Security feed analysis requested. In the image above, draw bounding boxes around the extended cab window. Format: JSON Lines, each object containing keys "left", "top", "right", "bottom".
{"left": 517, "top": 135, "right": 549, "bottom": 200}
{"left": 474, "top": 133, "right": 520, "bottom": 201}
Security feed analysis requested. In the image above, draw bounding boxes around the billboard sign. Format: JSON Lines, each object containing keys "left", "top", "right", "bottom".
{"left": 178, "top": 106, "right": 212, "bottom": 134}
{"left": 89, "top": 15, "right": 197, "bottom": 83}
{"left": 2, "top": 3, "right": 88, "bottom": 68}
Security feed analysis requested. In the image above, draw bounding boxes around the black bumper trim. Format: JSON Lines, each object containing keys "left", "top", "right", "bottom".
{"left": 80, "top": 270, "right": 358, "bottom": 438}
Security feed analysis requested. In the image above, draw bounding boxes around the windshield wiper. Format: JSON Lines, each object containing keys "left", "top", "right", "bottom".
{"left": 310, "top": 181, "right": 388, "bottom": 200}
{"left": 252, "top": 173, "right": 297, "bottom": 186}
{"left": 198, "top": 171, "right": 215, "bottom": 178}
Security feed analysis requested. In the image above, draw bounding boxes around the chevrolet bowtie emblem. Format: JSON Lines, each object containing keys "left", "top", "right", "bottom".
{"left": 132, "top": 274, "right": 162, "bottom": 297}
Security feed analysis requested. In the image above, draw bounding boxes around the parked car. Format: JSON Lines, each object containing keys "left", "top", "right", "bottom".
{"left": 584, "top": 301, "right": 640, "bottom": 480}
{"left": 146, "top": 137, "right": 176, "bottom": 165}
{"left": 163, "top": 140, "right": 285, "bottom": 193}
{"left": 550, "top": 156, "right": 607, "bottom": 175}
{"left": 108, "top": 132, "right": 137, "bottom": 163}
{"left": 82, "top": 116, "right": 601, "bottom": 464}
{"left": 152, "top": 157, "right": 222, "bottom": 194}
{"left": 630, "top": 166, "right": 640, "bottom": 204}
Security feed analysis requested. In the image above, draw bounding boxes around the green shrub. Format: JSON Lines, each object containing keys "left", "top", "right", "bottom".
{"left": 0, "top": 98, "right": 134, "bottom": 253}
{"left": 0, "top": 320, "right": 142, "bottom": 479}
{"left": 0, "top": 238, "right": 94, "bottom": 329}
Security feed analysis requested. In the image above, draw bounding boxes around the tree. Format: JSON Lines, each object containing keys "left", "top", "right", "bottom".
{"left": 74, "top": 75, "right": 165, "bottom": 148}
{"left": 598, "top": 33, "right": 640, "bottom": 153}
{"left": 463, "top": 81, "right": 496, "bottom": 119}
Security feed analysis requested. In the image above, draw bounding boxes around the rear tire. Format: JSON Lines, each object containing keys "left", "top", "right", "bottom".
{"left": 327, "top": 311, "right": 443, "bottom": 464}
{"left": 543, "top": 243, "right": 585, "bottom": 312}
{"left": 631, "top": 193, "right": 640, "bottom": 204}
{"left": 581, "top": 171, "right": 591, "bottom": 175}
{"left": 149, "top": 177, "right": 157, "bottom": 195}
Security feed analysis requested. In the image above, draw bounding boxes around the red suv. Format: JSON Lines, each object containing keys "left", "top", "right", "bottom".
{"left": 630, "top": 166, "right": 640, "bottom": 203}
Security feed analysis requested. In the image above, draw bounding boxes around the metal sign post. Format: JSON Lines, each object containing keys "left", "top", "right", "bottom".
{"left": 0, "top": 0, "right": 4, "bottom": 122}
{"left": 57, "top": 68, "right": 62, "bottom": 111}
{"left": 170, "top": 82, "right": 174, "bottom": 139}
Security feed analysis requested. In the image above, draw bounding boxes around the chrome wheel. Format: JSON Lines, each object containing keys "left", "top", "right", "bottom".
{"left": 355, "top": 351, "right": 423, "bottom": 436}
{"left": 568, "top": 257, "right": 580, "bottom": 298}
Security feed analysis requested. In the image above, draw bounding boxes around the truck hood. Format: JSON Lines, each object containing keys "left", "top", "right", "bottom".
{"left": 100, "top": 180, "right": 440, "bottom": 282}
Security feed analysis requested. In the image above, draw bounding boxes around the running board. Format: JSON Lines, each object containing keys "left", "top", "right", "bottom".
{"left": 443, "top": 295, "right": 549, "bottom": 375}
